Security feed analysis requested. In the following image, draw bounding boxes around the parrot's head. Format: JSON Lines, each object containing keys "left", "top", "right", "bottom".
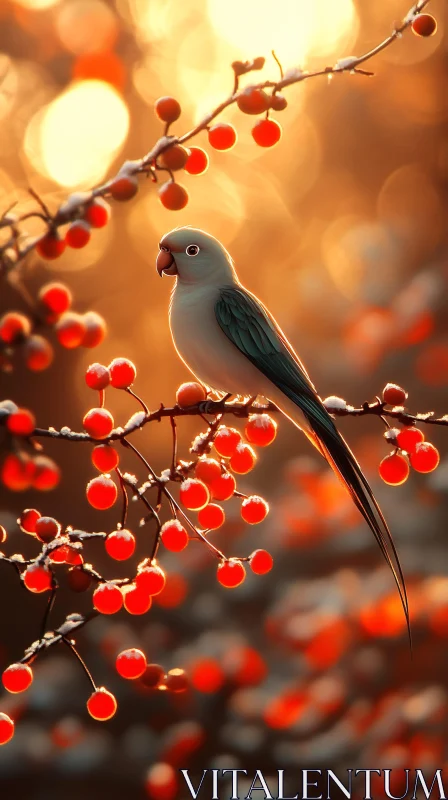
{"left": 156, "top": 227, "right": 236, "bottom": 285}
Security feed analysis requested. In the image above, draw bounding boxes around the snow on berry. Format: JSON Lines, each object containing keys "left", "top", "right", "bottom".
{"left": 229, "top": 443, "right": 257, "bottom": 474}
{"left": 83, "top": 408, "right": 114, "bottom": 439}
{"left": 85, "top": 363, "right": 110, "bottom": 390}
{"left": 39, "top": 282, "right": 72, "bottom": 315}
{"left": 105, "top": 529, "right": 136, "bottom": 561}
{"left": 123, "top": 583, "right": 152, "bottom": 615}
{"left": 87, "top": 687, "right": 117, "bottom": 720}
{"left": 382, "top": 383, "right": 408, "bottom": 406}
{"left": 217, "top": 559, "right": 246, "bottom": 588}
{"left": 86, "top": 475, "right": 117, "bottom": 510}
{"left": 244, "top": 414, "right": 277, "bottom": 447}
{"left": 93, "top": 583, "right": 123, "bottom": 614}
{"left": 116, "top": 648, "right": 147, "bottom": 679}
{"left": 179, "top": 479, "right": 209, "bottom": 510}
{"left": 396, "top": 427, "right": 425, "bottom": 454}
{"left": 6, "top": 409, "right": 35, "bottom": 437}
{"left": 135, "top": 564, "right": 166, "bottom": 595}
{"left": 0, "top": 713, "right": 14, "bottom": 745}
{"left": 410, "top": 442, "right": 440, "bottom": 473}
{"left": 176, "top": 382, "right": 206, "bottom": 408}
{"left": 241, "top": 496, "right": 269, "bottom": 524}
{"left": 2, "top": 663, "right": 33, "bottom": 693}
{"left": 108, "top": 358, "right": 136, "bottom": 389}
{"left": 213, "top": 426, "right": 242, "bottom": 457}
{"left": 161, "top": 519, "right": 189, "bottom": 552}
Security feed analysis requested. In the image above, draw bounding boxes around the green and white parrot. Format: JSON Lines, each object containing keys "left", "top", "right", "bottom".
{"left": 156, "top": 226, "right": 409, "bottom": 632}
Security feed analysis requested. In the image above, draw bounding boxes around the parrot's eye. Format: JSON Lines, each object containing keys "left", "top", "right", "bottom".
{"left": 186, "top": 244, "right": 200, "bottom": 257}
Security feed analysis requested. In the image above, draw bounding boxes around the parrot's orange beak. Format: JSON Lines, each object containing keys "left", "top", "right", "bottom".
{"left": 157, "top": 248, "right": 178, "bottom": 277}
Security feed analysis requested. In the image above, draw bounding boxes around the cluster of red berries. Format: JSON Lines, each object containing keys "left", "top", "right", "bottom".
{"left": 378, "top": 384, "right": 440, "bottom": 486}
{"left": 0, "top": 400, "right": 60, "bottom": 491}
{"left": 0, "top": 281, "right": 106, "bottom": 373}
{"left": 36, "top": 197, "right": 110, "bottom": 261}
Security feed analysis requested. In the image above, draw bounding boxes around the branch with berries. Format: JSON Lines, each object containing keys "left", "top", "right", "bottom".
{"left": 0, "top": 2, "right": 436, "bottom": 373}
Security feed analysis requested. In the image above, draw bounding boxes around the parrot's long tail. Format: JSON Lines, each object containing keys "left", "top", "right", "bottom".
{"left": 298, "top": 401, "right": 411, "bottom": 646}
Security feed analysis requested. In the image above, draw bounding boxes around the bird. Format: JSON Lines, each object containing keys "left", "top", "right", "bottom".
{"left": 156, "top": 225, "right": 409, "bottom": 636}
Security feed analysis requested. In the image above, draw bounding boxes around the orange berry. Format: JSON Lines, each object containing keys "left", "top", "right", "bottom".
{"left": 158, "top": 181, "right": 189, "bottom": 210}
{"left": 396, "top": 427, "right": 425, "bottom": 454}
{"left": 85, "top": 363, "right": 110, "bottom": 390}
{"left": 217, "top": 559, "right": 246, "bottom": 588}
{"left": 93, "top": 582, "right": 123, "bottom": 614}
{"left": 241, "top": 495, "right": 269, "bottom": 524}
{"left": 55, "top": 312, "right": 86, "bottom": 349}
{"left": 229, "top": 443, "right": 257, "bottom": 474}
{"left": 214, "top": 426, "right": 242, "bottom": 457}
{"left": 251, "top": 118, "right": 282, "bottom": 147}
{"left": 155, "top": 96, "right": 181, "bottom": 123}
{"left": 198, "top": 503, "right": 225, "bottom": 530}
{"left": 161, "top": 519, "right": 189, "bottom": 552}
{"left": 382, "top": 383, "right": 407, "bottom": 405}
{"left": 410, "top": 442, "right": 440, "bottom": 473}
{"left": 185, "top": 146, "right": 209, "bottom": 175}
{"left": 105, "top": 529, "right": 136, "bottom": 561}
{"left": 87, "top": 687, "right": 117, "bottom": 721}
{"left": 194, "top": 457, "right": 222, "bottom": 484}
{"left": 245, "top": 414, "right": 277, "bottom": 446}
{"left": 179, "top": 479, "right": 209, "bottom": 510}
{"left": 86, "top": 475, "right": 117, "bottom": 509}
{"left": 176, "top": 381, "right": 206, "bottom": 407}
{"left": 208, "top": 472, "right": 236, "bottom": 501}
{"left": 159, "top": 145, "right": 189, "bottom": 171}
{"left": 208, "top": 123, "right": 237, "bottom": 151}
{"left": 249, "top": 549, "right": 273, "bottom": 575}
{"left": 108, "top": 357, "right": 136, "bottom": 388}
{"left": 412, "top": 13, "right": 437, "bottom": 37}
{"left": 83, "top": 408, "right": 114, "bottom": 439}
{"left": 24, "top": 335, "right": 53, "bottom": 371}
{"left": 237, "top": 87, "right": 270, "bottom": 115}
{"left": 110, "top": 175, "right": 138, "bottom": 201}
{"left": 378, "top": 453, "right": 409, "bottom": 486}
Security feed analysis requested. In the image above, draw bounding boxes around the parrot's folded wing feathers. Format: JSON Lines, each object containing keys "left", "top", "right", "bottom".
{"left": 215, "top": 285, "right": 410, "bottom": 642}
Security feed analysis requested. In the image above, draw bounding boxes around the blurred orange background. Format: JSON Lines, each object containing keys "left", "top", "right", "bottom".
{"left": 0, "top": 0, "right": 447, "bottom": 797}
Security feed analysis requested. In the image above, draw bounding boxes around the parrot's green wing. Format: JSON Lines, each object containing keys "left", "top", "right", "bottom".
{"left": 215, "top": 285, "right": 410, "bottom": 642}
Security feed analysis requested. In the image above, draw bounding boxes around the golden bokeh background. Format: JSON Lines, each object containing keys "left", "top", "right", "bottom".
{"left": 0, "top": 0, "right": 447, "bottom": 796}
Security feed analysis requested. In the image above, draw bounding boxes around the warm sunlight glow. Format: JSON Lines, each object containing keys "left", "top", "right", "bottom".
{"left": 12, "top": 0, "right": 60, "bottom": 8}
{"left": 24, "top": 80, "right": 129, "bottom": 188}
{"left": 207, "top": 0, "right": 357, "bottom": 65}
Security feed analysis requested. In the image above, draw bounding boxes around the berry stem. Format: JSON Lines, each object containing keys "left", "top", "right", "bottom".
{"left": 62, "top": 637, "right": 97, "bottom": 691}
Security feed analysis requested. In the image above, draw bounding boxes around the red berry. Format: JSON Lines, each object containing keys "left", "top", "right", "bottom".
{"left": 412, "top": 13, "right": 437, "bottom": 37}
{"left": 164, "top": 668, "right": 189, "bottom": 693}
{"left": 123, "top": 583, "right": 152, "bottom": 615}
{"left": 198, "top": 503, "right": 225, "bottom": 530}
{"left": 108, "top": 357, "right": 136, "bottom": 389}
{"left": 105, "top": 529, "right": 136, "bottom": 561}
{"left": 2, "top": 663, "right": 33, "bottom": 693}
{"left": 382, "top": 383, "right": 408, "bottom": 406}
{"left": 6, "top": 408, "right": 35, "bottom": 437}
{"left": 36, "top": 231, "right": 66, "bottom": 260}
{"left": 195, "top": 457, "right": 222, "bottom": 484}
{"left": 229, "top": 442, "right": 257, "bottom": 474}
{"left": 85, "top": 363, "right": 110, "bottom": 390}
{"left": 1, "top": 452, "right": 34, "bottom": 491}
{"left": 179, "top": 479, "right": 209, "bottom": 510}
{"left": 217, "top": 559, "right": 246, "bottom": 588}
{"left": 270, "top": 93, "right": 288, "bottom": 111}
{"left": 249, "top": 549, "right": 273, "bottom": 575}
{"left": 396, "top": 427, "right": 425, "bottom": 454}
{"left": 155, "top": 96, "right": 181, "bottom": 123}
{"left": 0, "top": 311, "right": 31, "bottom": 344}
{"left": 83, "top": 408, "right": 114, "bottom": 439}
{"left": 208, "top": 472, "right": 236, "bottom": 501}
{"left": 86, "top": 475, "right": 117, "bottom": 510}
{"left": 50, "top": 545, "right": 83, "bottom": 565}
{"left": 158, "top": 181, "right": 189, "bottom": 210}
{"left": 245, "top": 414, "right": 277, "bottom": 446}
{"left": 159, "top": 145, "right": 189, "bottom": 171}
{"left": 116, "top": 648, "right": 147, "bottom": 679}
{"left": 237, "top": 87, "right": 270, "bottom": 115}
{"left": 176, "top": 382, "right": 206, "bottom": 408}
{"left": 32, "top": 455, "right": 60, "bottom": 490}
{"left": 135, "top": 564, "right": 166, "bottom": 595}
{"left": 0, "top": 525, "right": 7, "bottom": 544}
{"left": 214, "top": 426, "right": 242, "bottom": 457}
{"left": 23, "top": 563, "right": 52, "bottom": 593}
{"left": 39, "top": 282, "right": 72, "bottom": 315}
{"left": 84, "top": 198, "right": 111, "bottom": 228}
{"left": 191, "top": 657, "right": 224, "bottom": 693}
{"left": 66, "top": 220, "right": 91, "bottom": 249}
{"left": 241, "top": 495, "right": 269, "bottom": 524}
{"left": 93, "top": 582, "right": 123, "bottom": 614}
{"left": 87, "top": 687, "right": 117, "bottom": 721}
{"left": 410, "top": 442, "right": 440, "bottom": 473}
{"left": 185, "top": 146, "right": 209, "bottom": 175}
{"left": 80, "top": 312, "right": 107, "bottom": 348}
{"left": 0, "top": 713, "right": 14, "bottom": 745}
{"left": 208, "top": 123, "right": 237, "bottom": 151}
{"left": 67, "top": 566, "right": 92, "bottom": 592}
{"left": 35, "top": 516, "right": 60, "bottom": 542}
{"left": 141, "top": 663, "right": 165, "bottom": 689}
{"left": 92, "top": 445, "right": 119, "bottom": 472}
{"left": 56, "top": 312, "right": 86, "bottom": 349}
{"left": 251, "top": 118, "right": 282, "bottom": 147}
{"left": 24, "top": 335, "right": 53, "bottom": 371}
{"left": 110, "top": 175, "right": 138, "bottom": 201}
{"left": 161, "top": 519, "right": 189, "bottom": 552}
{"left": 379, "top": 453, "right": 409, "bottom": 486}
